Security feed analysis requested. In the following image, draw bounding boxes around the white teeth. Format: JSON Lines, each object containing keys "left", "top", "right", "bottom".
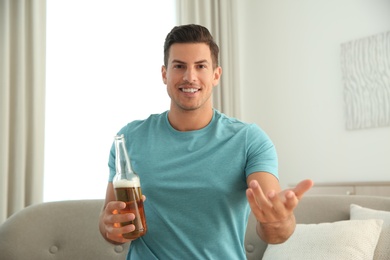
{"left": 181, "top": 88, "right": 198, "bottom": 93}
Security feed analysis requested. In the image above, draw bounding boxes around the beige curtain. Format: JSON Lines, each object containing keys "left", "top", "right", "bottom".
{"left": 176, "top": 0, "right": 241, "bottom": 118}
{"left": 0, "top": 0, "right": 46, "bottom": 224}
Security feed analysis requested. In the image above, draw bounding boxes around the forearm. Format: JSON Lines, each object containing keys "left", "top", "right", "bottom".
{"left": 256, "top": 214, "right": 296, "bottom": 244}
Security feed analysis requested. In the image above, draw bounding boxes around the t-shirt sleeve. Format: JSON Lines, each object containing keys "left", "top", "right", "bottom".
{"left": 244, "top": 124, "right": 278, "bottom": 179}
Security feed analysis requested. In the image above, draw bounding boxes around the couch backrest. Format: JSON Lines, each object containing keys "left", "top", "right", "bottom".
{"left": 245, "top": 195, "right": 390, "bottom": 260}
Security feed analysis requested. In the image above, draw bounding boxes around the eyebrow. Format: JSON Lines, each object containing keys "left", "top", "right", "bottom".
{"left": 171, "top": 59, "right": 210, "bottom": 65}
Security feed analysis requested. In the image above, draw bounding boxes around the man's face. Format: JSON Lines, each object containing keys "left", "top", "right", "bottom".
{"left": 162, "top": 43, "right": 221, "bottom": 112}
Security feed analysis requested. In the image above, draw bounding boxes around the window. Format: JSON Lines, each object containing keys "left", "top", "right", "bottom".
{"left": 44, "top": 1, "right": 176, "bottom": 201}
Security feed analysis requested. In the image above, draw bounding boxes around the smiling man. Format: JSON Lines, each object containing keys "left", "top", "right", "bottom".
{"left": 99, "top": 24, "right": 313, "bottom": 260}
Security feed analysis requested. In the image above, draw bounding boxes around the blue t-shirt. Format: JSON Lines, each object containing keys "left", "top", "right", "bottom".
{"left": 108, "top": 109, "right": 278, "bottom": 259}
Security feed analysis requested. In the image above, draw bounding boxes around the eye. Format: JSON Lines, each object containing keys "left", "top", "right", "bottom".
{"left": 197, "top": 64, "right": 207, "bottom": 69}
{"left": 173, "top": 64, "right": 185, "bottom": 69}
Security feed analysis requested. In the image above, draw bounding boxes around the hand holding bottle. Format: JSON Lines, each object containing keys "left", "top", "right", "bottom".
{"left": 101, "top": 194, "right": 146, "bottom": 243}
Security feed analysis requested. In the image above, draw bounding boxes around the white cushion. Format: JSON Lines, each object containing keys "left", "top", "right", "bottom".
{"left": 262, "top": 219, "right": 383, "bottom": 260}
{"left": 350, "top": 204, "right": 390, "bottom": 260}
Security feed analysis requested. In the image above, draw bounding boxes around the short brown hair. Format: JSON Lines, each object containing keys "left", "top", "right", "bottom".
{"left": 163, "top": 24, "right": 219, "bottom": 69}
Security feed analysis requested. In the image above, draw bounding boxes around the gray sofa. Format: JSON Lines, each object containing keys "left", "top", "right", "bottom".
{"left": 0, "top": 195, "right": 390, "bottom": 260}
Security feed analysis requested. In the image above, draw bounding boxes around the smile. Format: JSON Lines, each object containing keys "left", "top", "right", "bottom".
{"left": 180, "top": 88, "right": 199, "bottom": 93}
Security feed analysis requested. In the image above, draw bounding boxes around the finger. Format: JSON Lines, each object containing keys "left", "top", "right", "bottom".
{"left": 292, "top": 179, "right": 314, "bottom": 199}
{"left": 106, "top": 226, "right": 133, "bottom": 243}
{"left": 104, "top": 212, "right": 136, "bottom": 241}
{"left": 283, "top": 190, "right": 299, "bottom": 211}
{"left": 248, "top": 189, "right": 284, "bottom": 223}
{"left": 103, "top": 201, "right": 135, "bottom": 229}
{"left": 109, "top": 211, "right": 135, "bottom": 225}
{"left": 106, "top": 219, "right": 135, "bottom": 235}
{"left": 246, "top": 180, "right": 273, "bottom": 222}
{"left": 105, "top": 201, "right": 126, "bottom": 214}
{"left": 267, "top": 191, "right": 284, "bottom": 215}
{"left": 104, "top": 201, "right": 131, "bottom": 224}
{"left": 266, "top": 190, "right": 296, "bottom": 222}
{"left": 246, "top": 188, "right": 263, "bottom": 216}
{"left": 248, "top": 180, "right": 272, "bottom": 209}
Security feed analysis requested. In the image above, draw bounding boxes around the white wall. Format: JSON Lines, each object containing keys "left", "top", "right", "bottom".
{"left": 237, "top": 0, "right": 390, "bottom": 188}
{"left": 44, "top": 1, "right": 174, "bottom": 201}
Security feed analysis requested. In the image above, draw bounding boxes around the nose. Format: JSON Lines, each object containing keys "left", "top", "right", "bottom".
{"left": 183, "top": 67, "right": 196, "bottom": 82}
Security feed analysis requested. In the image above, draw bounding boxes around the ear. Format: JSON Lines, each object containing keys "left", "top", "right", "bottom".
{"left": 161, "top": 65, "right": 167, "bottom": 84}
{"left": 212, "top": 66, "right": 222, "bottom": 86}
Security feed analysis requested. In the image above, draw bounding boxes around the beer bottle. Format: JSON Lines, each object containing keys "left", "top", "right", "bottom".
{"left": 113, "top": 134, "right": 147, "bottom": 239}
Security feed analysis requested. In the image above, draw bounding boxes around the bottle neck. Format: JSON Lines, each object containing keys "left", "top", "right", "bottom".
{"left": 114, "top": 136, "right": 134, "bottom": 176}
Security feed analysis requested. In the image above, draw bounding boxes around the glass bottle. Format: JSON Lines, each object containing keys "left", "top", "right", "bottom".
{"left": 113, "top": 134, "right": 147, "bottom": 239}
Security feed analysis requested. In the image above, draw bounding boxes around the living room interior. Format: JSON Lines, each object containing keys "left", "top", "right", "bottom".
{"left": 1, "top": 0, "right": 390, "bottom": 259}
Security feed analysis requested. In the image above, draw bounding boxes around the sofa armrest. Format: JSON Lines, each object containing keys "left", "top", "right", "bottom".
{"left": 0, "top": 200, "right": 129, "bottom": 260}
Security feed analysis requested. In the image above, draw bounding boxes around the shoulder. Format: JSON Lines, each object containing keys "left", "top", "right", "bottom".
{"left": 214, "top": 110, "right": 244, "bottom": 125}
{"left": 214, "top": 110, "right": 266, "bottom": 135}
{"left": 214, "top": 111, "right": 275, "bottom": 152}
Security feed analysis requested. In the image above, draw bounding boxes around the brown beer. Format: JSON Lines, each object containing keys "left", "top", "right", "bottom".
{"left": 114, "top": 184, "right": 147, "bottom": 239}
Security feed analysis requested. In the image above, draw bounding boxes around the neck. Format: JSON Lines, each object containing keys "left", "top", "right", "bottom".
{"left": 168, "top": 106, "right": 214, "bottom": 132}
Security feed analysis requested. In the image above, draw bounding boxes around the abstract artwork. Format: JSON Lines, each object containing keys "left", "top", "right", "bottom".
{"left": 341, "top": 31, "right": 390, "bottom": 130}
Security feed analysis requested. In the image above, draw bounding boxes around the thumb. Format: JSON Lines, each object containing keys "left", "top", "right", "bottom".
{"left": 293, "top": 179, "right": 314, "bottom": 199}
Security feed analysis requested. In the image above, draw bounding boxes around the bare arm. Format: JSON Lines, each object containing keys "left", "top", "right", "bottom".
{"left": 99, "top": 183, "right": 134, "bottom": 244}
{"left": 246, "top": 172, "right": 313, "bottom": 244}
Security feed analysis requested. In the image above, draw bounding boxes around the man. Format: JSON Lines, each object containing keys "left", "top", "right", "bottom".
{"left": 99, "top": 24, "right": 313, "bottom": 259}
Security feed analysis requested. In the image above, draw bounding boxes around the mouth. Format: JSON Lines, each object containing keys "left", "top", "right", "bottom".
{"left": 180, "top": 88, "right": 199, "bottom": 93}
